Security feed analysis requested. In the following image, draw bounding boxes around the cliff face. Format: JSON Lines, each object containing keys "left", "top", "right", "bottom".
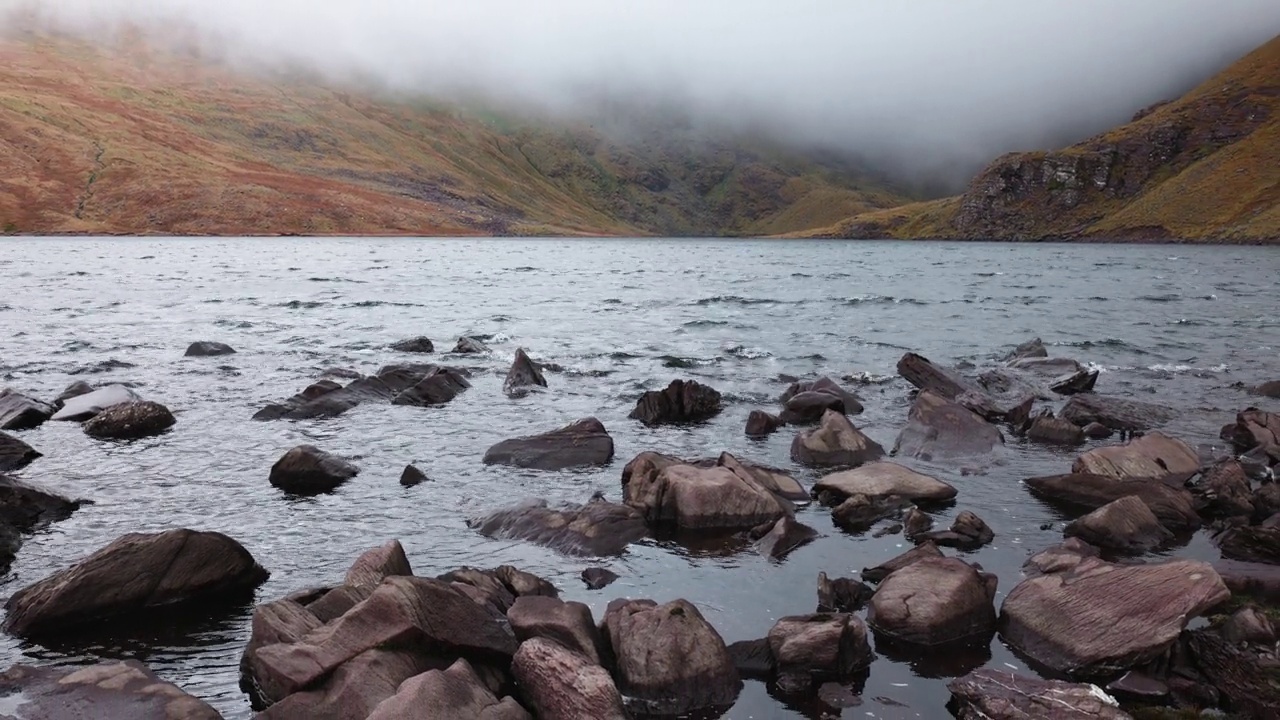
{"left": 0, "top": 32, "right": 905, "bottom": 237}
{"left": 808, "top": 33, "right": 1280, "bottom": 243}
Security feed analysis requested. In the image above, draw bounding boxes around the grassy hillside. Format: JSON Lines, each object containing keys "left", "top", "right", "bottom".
{"left": 0, "top": 31, "right": 907, "bottom": 237}
{"left": 802, "top": 33, "right": 1280, "bottom": 243}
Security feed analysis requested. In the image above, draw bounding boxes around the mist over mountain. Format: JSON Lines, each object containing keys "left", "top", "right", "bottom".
{"left": 5, "top": 0, "right": 1280, "bottom": 191}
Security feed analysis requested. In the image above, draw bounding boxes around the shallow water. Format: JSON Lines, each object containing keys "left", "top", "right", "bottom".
{"left": 0, "top": 237, "right": 1278, "bottom": 719}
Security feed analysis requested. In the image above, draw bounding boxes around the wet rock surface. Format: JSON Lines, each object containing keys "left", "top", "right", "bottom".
{"left": 790, "top": 409, "right": 885, "bottom": 467}
{"left": 1064, "top": 495, "right": 1173, "bottom": 553}
{"left": 470, "top": 497, "right": 647, "bottom": 555}
{"left": 185, "top": 341, "right": 236, "bottom": 357}
{"left": 483, "top": 417, "right": 614, "bottom": 470}
{"left": 0, "top": 660, "right": 225, "bottom": 720}
{"left": 621, "top": 451, "right": 790, "bottom": 530}
{"left": 83, "top": 400, "right": 176, "bottom": 439}
{"left": 269, "top": 445, "right": 360, "bottom": 495}
{"left": 0, "top": 388, "right": 54, "bottom": 430}
{"left": 629, "top": 379, "right": 722, "bottom": 425}
{"left": 894, "top": 390, "right": 1004, "bottom": 460}
{"left": 947, "top": 668, "right": 1132, "bottom": 719}
{"left": 867, "top": 556, "right": 997, "bottom": 646}
{"left": 814, "top": 461, "right": 957, "bottom": 504}
{"left": 1059, "top": 394, "right": 1173, "bottom": 432}
{"left": 1071, "top": 431, "right": 1199, "bottom": 480}
{"left": 49, "top": 384, "right": 141, "bottom": 421}
{"left": 503, "top": 348, "right": 547, "bottom": 397}
{"left": 0, "top": 431, "right": 40, "bottom": 472}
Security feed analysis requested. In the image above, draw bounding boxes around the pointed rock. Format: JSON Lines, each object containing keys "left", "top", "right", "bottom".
{"left": 400, "top": 464, "right": 428, "bottom": 486}
{"left": 581, "top": 567, "right": 618, "bottom": 590}
{"left": 894, "top": 390, "right": 1003, "bottom": 460}
{"left": 816, "top": 572, "right": 874, "bottom": 613}
{"left": 1051, "top": 369, "right": 1099, "bottom": 395}
{"left": 790, "top": 409, "right": 884, "bottom": 468}
{"left": 628, "top": 379, "right": 721, "bottom": 425}
{"left": 0, "top": 389, "right": 54, "bottom": 430}
{"left": 753, "top": 516, "right": 819, "bottom": 559}
{"left": 1064, "top": 496, "right": 1172, "bottom": 553}
{"left": 503, "top": 348, "right": 547, "bottom": 397}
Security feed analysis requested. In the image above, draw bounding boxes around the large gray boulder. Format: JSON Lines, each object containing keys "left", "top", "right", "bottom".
{"left": 0, "top": 388, "right": 54, "bottom": 430}
{"left": 790, "top": 409, "right": 885, "bottom": 468}
{"left": 947, "top": 668, "right": 1131, "bottom": 719}
{"left": 483, "top": 418, "right": 614, "bottom": 471}
{"left": 4, "top": 529, "right": 268, "bottom": 637}
{"left": 470, "top": 498, "right": 647, "bottom": 555}
{"left": 867, "top": 556, "right": 997, "bottom": 645}
{"left": 1059, "top": 394, "right": 1172, "bottom": 432}
{"left": 0, "top": 661, "right": 224, "bottom": 720}
{"left": 894, "top": 390, "right": 1003, "bottom": 460}
{"left": 269, "top": 445, "right": 359, "bottom": 495}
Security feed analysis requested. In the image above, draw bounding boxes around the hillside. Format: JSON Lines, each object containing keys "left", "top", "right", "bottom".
{"left": 0, "top": 31, "right": 907, "bottom": 237}
{"left": 803, "top": 33, "right": 1280, "bottom": 243}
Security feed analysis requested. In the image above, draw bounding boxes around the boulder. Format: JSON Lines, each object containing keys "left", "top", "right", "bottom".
{"left": 1214, "top": 524, "right": 1280, "bottom": 565}
{"left": 346, "top": 540, "right": 413, "bottom": 590}
{"left": 780, "top": 376, "right": 864, "bottom": 415}
{"left": 725, "top": 638, "right": 775, "bottom": 680}
{"left": 257, "top": 648, "right": 434, "bottom": 720}
{"left": 367, "top": 657, "right": 531, "bottom": 720}
{"left": 391, "top": 368, "right": 471, "bottom": 406}
{"left": 602, "top": 598, "right": 741, "bottom": 715}
{"left": 248, "top": 577, "right": 517, "bottom": 704}
{"left": 622, "top": 455, "right": 787, "bottom": 531}
{"left": 1071, "top": 432, "right": 1199, "bottom": 480}
{"left": 1082, "top": 422, "right": 1113, "bottom": 440}
{"left": 1220, "top": 407, "right": 1280, "bottom": 456}
{"left": 1213, "top": 558, "right": 1280, "bottom": 600}
{"left": 1222, "top": 606, "right": 1276, "bottom": 646}
{"left": 241, "top": 597, "right": 324, "bottom": 682}
{"left": 1050, "top": 369, "right": 1099, "bottom": 396}
{"left": 437, "top": 565, "right": 559, "bottom": 615}
{"left": 897, "top": 352, "right": 975, "bottom": 400}
{"left": 1009, "top": 357, "right": 1086, "bottom": 375}
{"left": 1027, "top": 415, "right": 1085, "bottom": 446}
{"left": 581, "top": 567, "right": 618, "bottom": 590}
{"left": 0, "top": 661, "right": 223, "bottom": 720}
{"left": 752, "top": 515, "right": 819, "bottom": 559}
{"left": 390, "top": 336, "right": 434, "bottom": 353}
{"left": 269, "top": 445, "right": 359, "bottom": 495}
{"left": 716, "top": 453, "right": 809, "bottom": 502}
{"left": 628, "top": 379, "right": 721, "bottom": 425}
{"left": 1023, "top": 538, "right": 1102, "bottom": 577}
{"left": 83, "top": 400, "right": 176, "bottom": 439}
{"left": 813, "top": 461, "right": 957, "bottom": 504}
{"left": 400, "top": 464, "right": 428, "bottom": 486}
{"left": 503, "top": 348, "right": 546, "bottom": 397}
{"left": 4, "top": 529, "right": 268, "bottom": 637}
{"left": 1004, "top": 338, "right": 1048, "bottom": 361}
{"left": 470, "top": 498, "right": 647, "bottom": 555}
{"left": 1024, "top": 473, "right": 1201, "bottom": 532}
{"left": 49, "top": 384, "right": 141, "bottom": 421}
{"left": 915, "top": 510, "right": 995, "bottom": 550}
{"left": 0, "top": 388, "right": 54, "bottom": 430}
{"left": 1252, "top": 380, "right": 1280, "bottom": 398}
{"left": 790, "top": 409, "right": 885, "bottom": 467}
{"left": 0, "top": 474, "right": 83, "bottom": 532}
{"left": 483, "top": 418, "right": 614, "bottom": 471}
{"left": 252, "top": 379, "right": 343, "bottom": 420}
{"left": 52, "top": 380, "right": 94, "bottom": 409}
{"left": 511, "top": 638, "right": 625, "bottom": 720}
{"left": 453, "top": 336, "right": 490, "bottom": 354}
{"left": 184, "top": 341, "right": 235, "bottom": 357}
{"left": 1064, "top": 496, "right": 1172, "bottom": 553}
{"left": 868, "top": 556, "right": 996, "bottom": 646}
{"left": 0, "top": 431, "right": 40, "bottom": 472}
{"left": 903, "top": 506, "right": 934, "bottom": 539}
{"left": 779, "top": 391, "right": 846, "bottom": 424}
{"left": 767, "top": 613, "right": 872, "bottom": 692}
{"left": 1191, "top": 459, "right": 1254, "bottom": 518}
{"left": 998, "top": 556, "right": 1230, "bottom": 677}
{"left": 947, "top": 669, "right": 1131, "bottom": 720}
{"left": 861, "top": 541, "right": 945, "bottom": 583}
{"left": 745, "top": 410, "right": 783, "bottom": 438}
{"left": 509, "top": 595, "right": 603, "bottom": 665}
{"left": 1006, "top": 396, "right": 1035, "bottom": 434}
{"left": 830, "top": 494, "right": 911, "bottom": 533}
{"left": 894, "top": 390, "right": 1003, "bottom": 460}
{"left": 816, "top": 572, "right": 874, "bottom": 613}
{"left": 1059, "top": 394, "right": 1173, "bottom": 432}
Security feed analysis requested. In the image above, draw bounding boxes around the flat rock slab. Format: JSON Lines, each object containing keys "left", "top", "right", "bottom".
{"left": 1023, "top": 473, "right": 1200, "bottom": 532}
{"left": 1071, "top": 432, "right": 1199, "bottom": 480}
{"left": 813, "top": 461, "right": 956, "bottom": 503}
{"left": 471, "top": 498, "right": 647, "bottom": 555}
{"left": 483, "top": 417, "right": 614, "bottom": 471}
{"left": 894, "top": 390, "right": 1003, "bottom": 460}
{"left": 999, "top": 556, "right": 1229, "bottom": 677}
{"left": 947, "top": 668, "right": 1131, "bottom": 720}
{"left": 49, "top": 385, "right": 141, "bottom": 422}
{"left": 1059, "top": 394, "right": 1172, "bottom": 432}
{"left": 0, "top": 661, "right": 223, "bottom": 719}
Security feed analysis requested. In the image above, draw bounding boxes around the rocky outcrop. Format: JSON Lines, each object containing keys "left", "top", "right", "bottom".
{"left": 483, "top": 418, "right": 614, "bottom": 471}
{"left": 390, "top": 336, "right": 434, "bottom": 353}
{"left": 269, "top": 445, "right": 359, "bottom": 495}
{"left": 391, "top": 368, "right": 471, "bottom": 407}
{"left": 1024, "top": 473, "right": 1201, "bottom": 532}
{"left": 814, "top": 461, "right": 957, "bottom": 504}
{"left": 453, "top": 337, "right": 490, "bottom": 354}
{"left": 914, "top": 510, "right": 995, "bottom": 550}
{"left": 1004, "top": 338, "right": 1047, "bottom": 361}
{"left": 766, "top": 613, "right": 873, "bottom": 693}
{"left": 503, "top": 348, "right": 547, "bottom": 397}
{"left": 1214, "top": 524, "right": 1280, "bottom": 565}
{"left": 999, "top": 553, "right": 1230, "bottom": 677}
{"left": 185, "top": 341, "right": 236, "bottom": 357}
{"left": 752, "top": 515, "right": 819, "bottom": 559}
{"left": 256, "top": 649, "right": 434, "bottom": 720}
{"left": 868, "top": 556, "right": 997, "bottom": 646}
{"left": 508, "top": 595, "right": 604, "bottom": 665}
{"left": 511, "top": 638, "right": 625, "bottom": 720}
{"left": 745, "top": 410, "right": 783, "bottom": 438}
{"left": 621, "top": 452, "right": 789, "bottom": 530}
{"left": 894, "top": 390, "right": 1004, "bottom": 460}
{"left": 829, "top": 493, "right": 911, "bottom": 534}
{"left": 602, "top": 598, "right": 741, "bottom": 715}
{"left": 366, "top": 657, "right": 532, "bottom": 720}
{"left": 255, "top": 365, "right": 469, "bottom": 420}
{"left": 628, "top": 379, "right": 721, "bottom": 425}
{"left": 0, "top": 388, "right": 54, "bottom": 430}
{"left": 779, "top": 391, "right": 845, "bottom": 424}
{"left": 790, "top": 409, "right": 885, "bottom": 467}
{"left": 1220, "top": 408, "right": 1280, "bottom": 459}
{"left": 470, "top": 497, "right": 648, "bottom": 555}
{"left": 896, "top": 353, "right": 1001, "bottom": 419}
{"left": 1191, "top": 459, "right": 1254, "bottom": 518}
{"left": 1058, "top": 394, "right": 1172, "bottom": 432}
{"left": 1071, "top": 432, "right": 1199, "bottom": 480}
{"left": 0, "top": 431, "right": 40, "bottom": 472}
{"left": 1063, "top": 496, "right": 1173, "bottom": 553}
{"left": 947, "top": 669, "right": 1131, "bottom": 720}
{"left": 0, "top": 474, "right": 86, "bottom": 573}
{"left": 861, "top": 541, "right": 944, "bottom": 583}
{"left": 0, "top": 661, "right": 224, "bottom": 720}
{"left": 717, "top": 453, "right": 808, "bottom": 502}
{"left": 4, "top": 529, "right": 268, "bottom": 637}
{"left": 1009, "top": 357, "right": 1085, "bottom": 376}
{"left": 83, "top": 400, "right": 176, "bottom": 439}
{"left": 50, "top": 384, "right": 141, "bottom": 421}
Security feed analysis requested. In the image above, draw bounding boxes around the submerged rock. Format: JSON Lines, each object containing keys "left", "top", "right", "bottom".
{"left": 861, "top": 541, "right": 944, "bottom": 583}
{"left": 752, "top": 515, "right": 819, "bottom": 559}
{"left": 52, "top": 380, "right": 94, "bottom": 409}
{"left": 483, "top": 417, "right": 614, "bottom": 471}
{"left": 779, "top": 391, "right": 846, "bottom": 424}
{"left": 391, "top": 368, "right": 471, "bottom": 407}
{"left": 255, "top": 365, "right": 468, "bottom": 420}
{"left": 503, "top": 348, "right": 547, "bottom": 397}
{"left": 1027, "top": 415, "right": 1085, "bottom": 445}
{"left": 629, "top": 379, "right": 722, "bottom": 425}
{"left": 868, "top": 556, "right": 997, "bottom": 646}
{"left": 947, "top": 669, "right": 1131, "bottom": 720}
{"left": 0, "top": 661, "right": 224, "bottom": 720}
{"left": 830, "top": 494, "right": 911, "bottom": 534}
{"left": 894, "top": 390, "right": 1004, "bottom": 460}
{"left": 0, "top": 432, "right": 40, "bottom": 472}
{"left": 814, "top": 461, "right": 957, "bottom": 504}
{"left": 914, "top": 510, "right": 995, "bottom": 550}
{"left": 816, "top": 572, "right": 874, "bottom": 613}
{"left": 0, "top": 388, "right": 54, "bottom": 430}
{"left": 1252, "top": 380, "right": 1280, "bottom": 398}
{"left": 83, "top": 400, "right": 176, "bottom": 439}
{"left": 1050, "top": 369, "right": 1099, "bottom": 395}
{"left": 1063, "top": 495, "right": 1173, "bottom": 553}
{"left": 184, "top": 340, "right": 236, "bottom": 357}
{"left": 581, "top": 567, "right": 619, "bottom": 590}
{"left": 999, "top": 555, "right": 1229, "bottom": 677}
{"left": 4, "top": 529, "right": 268, "bottom": 637}
{"left": 268, "top": 445, "right": 359, "bottom": 495}
{"left": 1059, "top": 394, "right": 1172, "bottom": 432}
{"left": 390, "top": 336, "right": 434, "bottom": 353}
{"left": 1071, "top": 432, "right": 1199, "bottom": 480}
{"left": 780, "top": 376, "right": 864, "bottom": 416}
{"left": 1082, "top": 422, "right": 1113, "bottom": 440}
{"left": 790, "top": 409, "right": 885, "bottom": 467}
{"left": 50, "top": 384, "right": 141, "bottom": 421}
{"left": 745, "top": 410, "right": 783, "bottom": 438}
{"left": 1004, "top": 338, "right": 1048, "bottom": 362}
{"left": 471, "top": 498, "right": 647, "bottom": 555}
{"left": 453, "top": 336, "right": 490, "bottom": 354}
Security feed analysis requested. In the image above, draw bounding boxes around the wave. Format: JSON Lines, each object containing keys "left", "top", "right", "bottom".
{"left": 278, "top": 300, "right": 327, "bottom": 309}
{"left": 344, "top": 300, "right": 424, "bottom": 308}
{"left": 1136, "top": 294, "right": 1180, "bottom": 303}
{"left": 1146, "top": 363, "right": 1228, "bottom": 374}
{"left": 844, "top": 371, "right": 896, "bottom": 385}
{"left": 723, "top": 345, "right": 772, "bottom": 360}
{"left": 660, "top": 355, "right": 720, "bottom": 369}
{"left": 1053, "top": 339, "right": 1149, "bottom": 355}
{"left": 214, "top": 319, "right": 253, "bottom": 329}
{"left": 692, "top": 295, "right": 796, "bottom": 307}
{"left": 840, "top": 295, "right": 926, "bottom": 306}
{"left": 682, "top": 320, "right": 729, "bottom": 328}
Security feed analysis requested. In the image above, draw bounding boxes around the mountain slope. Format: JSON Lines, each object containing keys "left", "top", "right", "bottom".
{"left": 804, "top": 33, "right": 1280, "bottom": 243}
{"left": 0, "top": 31, "right": 906, "bottom": 237}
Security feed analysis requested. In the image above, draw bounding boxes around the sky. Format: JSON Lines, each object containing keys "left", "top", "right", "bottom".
{"left": 8, "top": 1, "right": 1280, "bottom": 189}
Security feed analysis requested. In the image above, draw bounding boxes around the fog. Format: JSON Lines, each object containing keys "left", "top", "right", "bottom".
{"left": 8, "top": 1, "right": 1280, "bottom": 189}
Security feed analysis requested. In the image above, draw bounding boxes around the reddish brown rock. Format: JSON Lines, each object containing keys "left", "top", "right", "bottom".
{"left": 790, "top": 409, "right": 885, "bottom": 467}
{"left": 503, "top": 348, "right": 547, "bottom": 397}
{"left": 622, "top": 454, "right": 787, "bottom": 530}
{"left": 508, "top": 595, "right": 603, "bottom": 666}
{"left": 861, "top": 541, "right": 944, "bottom": 583}
{"left": 0, "top": 661, "right": 224, "bottom": 720}
{"left": 1192, "top": 459, "right": 1254, "bottom": 518}
{"left": 483, "top": 417, "right": 614, "bottom": 471}
{"left": 628, "top": 379, "right": 721, "bottom": 426}
{"left": 914, "top": 510, "right": 995, "bottom": 550}
{"left": 1024, "top": 473, "right": 1200, "bottom": 532}
{"left": 511, "top": 639, "right": 623, "bottom": 720}
{"left": 470, "top": 498, "right": 647, "bottom": 556}
{"left": 269, "top": 445, "right": 359, "bottom": 495}
{"left": 947, "top": 669, "right": 1131, "bottom": 720}
{"left": 767, "top": 613, "right": 872, "bottom": 692}
{"left": 894, "top": 391, "right": 1003, "bottom": 460}
{"left": 867, "top": 556, "right": 997, "bottom": 646}
{"left": 745, "top": 410, "right": 783, "bottom": 438}
{"left": 1071, "top": 432, "right": 1199, "bottom": 480}
{"left": 1059, "top": 394, "right": 1172, "bottom": 432}
{"left": 752, "top": 515, "right": 819, "bottom": 559}
{"left": 1027, "top": 415, "right": 1085, "bottom": 446}
{"left": 365, "top": 657, "right": 531, "bottom": 720}
{"left": 1064, "top": 496, "right": 1172, "bottom": 553}
{"left": 813, "top": 461, "right": 956, "bottom": 503}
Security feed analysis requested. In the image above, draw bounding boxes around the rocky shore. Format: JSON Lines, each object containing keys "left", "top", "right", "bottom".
{"left": 0, "top": 334, "right": 1277, "bottom": 719}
